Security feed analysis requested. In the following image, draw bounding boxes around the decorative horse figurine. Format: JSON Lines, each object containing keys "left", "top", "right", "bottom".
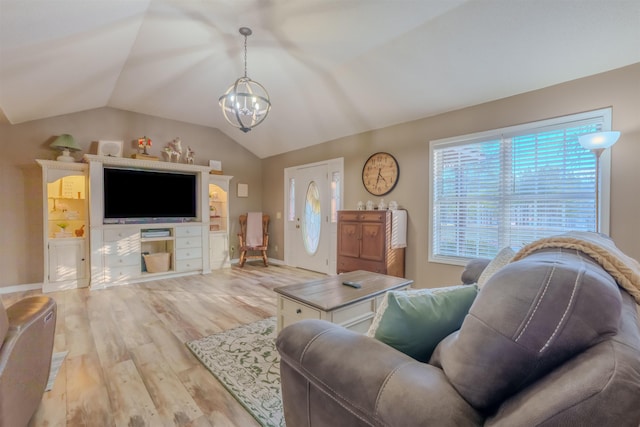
{"left": 186, "top": 146, "right": 195, "bottom": 164}
{"left": 163, "top": 137, "right": 183, "bottom": 162}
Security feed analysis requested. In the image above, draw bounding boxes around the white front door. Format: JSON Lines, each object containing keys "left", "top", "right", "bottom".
{"left": 285, "top": 158, "right": 343, "bottom": 274}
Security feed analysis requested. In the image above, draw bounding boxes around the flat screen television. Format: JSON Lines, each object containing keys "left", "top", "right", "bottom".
{"left": 103, "top": 167, "right": 197, "bottom": 222}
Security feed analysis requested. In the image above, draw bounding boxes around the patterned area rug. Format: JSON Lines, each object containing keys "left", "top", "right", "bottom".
{"left": 186, "top": 317, "right": 285, "bottom": 427}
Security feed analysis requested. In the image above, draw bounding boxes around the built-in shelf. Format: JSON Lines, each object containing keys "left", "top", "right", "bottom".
{"left": 84, "top": 155, "right": 235, "bottom": 289}
{"left": 83, "top": 154, "right": 212, "bottom": 173}
{"left": 209, "top": 176, "right": 232, "bottom": 268}
{"left": 39, "top": 156, "right": 234, "bottom": 290}
{"left": 37, "top": 160, "right": 90, "bottom": 292}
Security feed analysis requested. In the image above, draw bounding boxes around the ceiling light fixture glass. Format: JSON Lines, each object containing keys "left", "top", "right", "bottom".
{"left": 219, "top": 27, "right": 271, "bottom": 133}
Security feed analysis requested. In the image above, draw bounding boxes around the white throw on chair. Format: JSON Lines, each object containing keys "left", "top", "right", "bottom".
{"left": 238, "top": 212, "right": 269, "bottom": 267}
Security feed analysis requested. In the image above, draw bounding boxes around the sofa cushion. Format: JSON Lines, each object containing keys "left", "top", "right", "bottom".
{"left": 485, "top": 290, "right": 640, "bottom": 426}
{"left": 438, "top": 248, "right": 622, "bottom": 411}
{"left": 366, "top": 285, "right": 478, "bottom": 362}
{"left": 461, "top": 258, "right": 491, "bottom": 285}
{"left": 277, "top": 319, "right": 484, "bottom": 427}
{"left": 476, "top": 246, "right": 515, "bottom": 288}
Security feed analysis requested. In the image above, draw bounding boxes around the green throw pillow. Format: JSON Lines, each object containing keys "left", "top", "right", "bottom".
{"left": 367, "top": 285, "right": 478, "bottom": 362}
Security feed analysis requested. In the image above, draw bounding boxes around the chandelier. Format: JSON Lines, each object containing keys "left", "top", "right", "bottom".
{"left": 219, "top": 27, "right": 271, "bottom": 133}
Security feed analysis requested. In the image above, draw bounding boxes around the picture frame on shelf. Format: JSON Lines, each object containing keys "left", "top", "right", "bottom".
{"left": 237, "top": 183, "right": 249, "bottom": 198}
{"left": 97, "top": 140, "right": 123, "bottom": 157}
{"left": 209, "top": 159, "right": 223, "bottom": 175}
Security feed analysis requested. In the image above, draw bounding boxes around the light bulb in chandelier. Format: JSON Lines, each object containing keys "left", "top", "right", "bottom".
{"left": 219, "top": 27, "right": 271, "bottom": 133}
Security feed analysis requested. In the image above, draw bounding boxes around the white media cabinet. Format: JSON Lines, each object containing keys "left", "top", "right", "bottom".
{"left": 83, "top": 154, "right": 230, "bottom": 289}
{"left": 96, "top": 223, "right": 204, "bottom": 287}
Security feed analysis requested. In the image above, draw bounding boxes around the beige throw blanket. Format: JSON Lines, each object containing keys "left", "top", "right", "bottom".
{"left": 512, "top": 231, "right": 640, "bottom": 305}
{"left": 246, "top": 212, "right": 264, "bottom": 247}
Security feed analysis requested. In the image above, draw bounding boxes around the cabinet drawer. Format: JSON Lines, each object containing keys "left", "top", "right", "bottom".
{"left": 176, "top": 258, "right": 202, "bottom": 272}
{"left": 338, "top": 212, "right": 360, "bottom": 221}
{"left": 104, "top": 227, "right": 139, "bottom": 242}
{"left": 280, "top": 298, "right": 321, "bottom": 328}
{"left": 332, "top": 298, "right": 376, "bottom": 326}
{"left": 175, "top": 226, "right": 202, "bottom": 238}
{"left": 105, "top": 251, "right": 140, "bottom": 267}
{"left": 103, "top": 240, "right": 141, "bottom": 257}
{"left": 337, "top": 257, "right": 386, "bottom": 274}
{"left": 357, "top": 212, "right": 386, "bottom": 222}
{"left": 105, "top": 265, "right": 140, "bottom": 283}
{"left": 176, "top": 247, "right": 200, "bottom": 260}
{"left": 176, "top": 237, "right": 202, "bottom": 249}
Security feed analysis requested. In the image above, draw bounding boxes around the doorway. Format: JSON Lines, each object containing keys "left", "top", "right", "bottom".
{"left": 284, "top": 158, "right": 343, "bottom": 274}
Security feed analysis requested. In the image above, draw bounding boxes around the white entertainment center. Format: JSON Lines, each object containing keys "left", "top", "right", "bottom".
{"left": 38, "top": 155, "right": 232, "bottom": 292}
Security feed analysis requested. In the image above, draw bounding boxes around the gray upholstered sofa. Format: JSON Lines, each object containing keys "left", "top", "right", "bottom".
{"left": 276, "top": 246, "right": 640, "bottom": 426}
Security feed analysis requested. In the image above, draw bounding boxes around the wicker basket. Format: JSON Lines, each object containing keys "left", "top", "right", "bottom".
{"left": 143, "top": 252, "right": 171, "bottom": 273}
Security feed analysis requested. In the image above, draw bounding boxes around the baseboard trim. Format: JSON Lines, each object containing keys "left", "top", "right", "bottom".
{"left": 0, "top": 282, "right": 42, "bottom": 295}
{"left": 2, "top": 261, "right": 289, "bottom": 294}
{"left": 230, "top": 257, "right": 285, "bottom": 266}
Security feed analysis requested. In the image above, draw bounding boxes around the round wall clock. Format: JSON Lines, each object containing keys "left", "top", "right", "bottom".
{"left": 362, "top": 152, "right": 399, "bottom": 196}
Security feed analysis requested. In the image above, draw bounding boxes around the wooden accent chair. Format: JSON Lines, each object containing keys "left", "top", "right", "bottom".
{"left": 238, "top": 213, "right": 270, "bottom": 267}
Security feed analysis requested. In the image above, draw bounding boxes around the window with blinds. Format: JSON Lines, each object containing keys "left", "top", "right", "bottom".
{"left": 429, "top": 108, "right": 612, "bottom": 264}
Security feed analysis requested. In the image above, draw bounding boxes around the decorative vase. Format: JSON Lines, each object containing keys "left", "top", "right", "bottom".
{"left": 74, "top": 225, "right": 85, "bottom": 237}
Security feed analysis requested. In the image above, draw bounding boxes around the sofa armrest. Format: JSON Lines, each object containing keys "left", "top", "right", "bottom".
{"left": 461, "top": 258, "right": 491, "bottom": 284}
{"left": 276, "top": 319, "right": 482, "bottom": 427}
{"left": 0, "top": 296, "right": 57, "bottom": 427}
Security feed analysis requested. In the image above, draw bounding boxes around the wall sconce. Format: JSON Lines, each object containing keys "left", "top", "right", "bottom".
{"left": 578, "top": 131, "right": 621, "bottom": 232}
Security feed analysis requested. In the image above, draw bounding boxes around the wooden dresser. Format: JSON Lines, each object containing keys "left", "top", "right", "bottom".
{"left": 337, "top": 210, "right": 405, "bottom": 278}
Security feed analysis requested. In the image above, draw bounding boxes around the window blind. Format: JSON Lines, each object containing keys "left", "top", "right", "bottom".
{"left": 430, "top": 109, "right": 611, "bottom": 262}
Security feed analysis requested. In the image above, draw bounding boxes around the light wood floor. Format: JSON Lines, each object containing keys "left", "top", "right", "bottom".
{"left": 2, "top": 264, "right": 324, "bottom": 427}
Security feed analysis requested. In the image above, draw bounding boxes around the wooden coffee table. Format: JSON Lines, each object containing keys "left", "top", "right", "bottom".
{"left": 274, "top": 270, "right": 413, "bottom": 333}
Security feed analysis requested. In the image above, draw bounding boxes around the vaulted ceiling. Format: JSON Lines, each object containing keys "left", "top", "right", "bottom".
{"left": 1, "top": 0, "right": 639, "bottom": 158}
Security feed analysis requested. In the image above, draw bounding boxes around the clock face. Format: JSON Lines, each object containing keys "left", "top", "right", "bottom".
{"left": 362, "top": 152, "right": 399, "bottom": 196}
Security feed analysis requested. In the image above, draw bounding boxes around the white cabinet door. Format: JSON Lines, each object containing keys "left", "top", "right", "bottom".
{"left": 48, "top": 239, "right": 86, "bottom": 283}
{"left": 210, "top": 232, "right": 230, "bottom": 269}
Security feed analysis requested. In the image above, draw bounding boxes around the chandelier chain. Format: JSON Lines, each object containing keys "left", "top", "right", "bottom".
{"left": 243, "top": 33, "right": 248, "bottom": 78}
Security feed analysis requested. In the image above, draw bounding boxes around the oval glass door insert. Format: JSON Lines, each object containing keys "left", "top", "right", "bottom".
{"left": 303, "top": 181, "right": 321, "bottom": 254}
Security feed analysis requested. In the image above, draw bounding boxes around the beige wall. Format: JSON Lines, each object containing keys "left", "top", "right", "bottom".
{"left": 262, "top": 63, "right": 640, "bottom": 288}
{"left": 2, "top": 64, "right": 638, "bottom": 290}
{"left": 0, "top": 107, "right": 262, "bottom": 288}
